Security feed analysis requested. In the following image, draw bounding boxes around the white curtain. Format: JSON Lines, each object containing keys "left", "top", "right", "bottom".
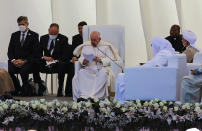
{"left": 96, "top": 0, "right": 147, "bottom": 66}
{"left": 51, "top": 0, "right": 96, "bottom": 43}
{"left": 0, "top": 0, "right": 52, "bottom": 61}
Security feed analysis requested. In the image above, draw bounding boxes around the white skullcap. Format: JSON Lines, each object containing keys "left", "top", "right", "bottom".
{"left": 152, "top": 36, "right": 175, "bottom": 56}
{"left": 186, "top": 128, "right": 200, "bottom": 131}
{"left": 183, "top": 30, "right": 200, "bottom": 51}
{"left": 183, "top": 30, "right": 197, "bottom": 45}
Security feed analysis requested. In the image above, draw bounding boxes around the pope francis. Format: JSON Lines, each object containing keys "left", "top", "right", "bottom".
{"left": 72, "top": 31, "right": 120, "bottom": 101}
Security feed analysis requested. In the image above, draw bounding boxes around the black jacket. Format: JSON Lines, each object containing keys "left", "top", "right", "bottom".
{"left": 72, "top": 34, "right": 83, "bottom": 51}
{"left": 165, "top": 35, "right": 185, "bottom": 53}
{"left": 7, "top": 30, "right": 39, "bottom": 62}
{"left": 39, "top": 34, "right": 72, "bottom": 63}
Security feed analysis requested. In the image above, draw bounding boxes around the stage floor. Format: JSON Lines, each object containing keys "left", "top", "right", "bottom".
{"left": 14, "top": 95, "right": 73, "bottom": 102}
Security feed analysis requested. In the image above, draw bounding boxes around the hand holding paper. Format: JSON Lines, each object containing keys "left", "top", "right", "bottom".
{"left": 83, "top": 53, "right": 95, "bottom": 62}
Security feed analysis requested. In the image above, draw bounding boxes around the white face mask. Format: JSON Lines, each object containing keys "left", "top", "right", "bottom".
{"left": 49, "top": 35, "right": 57, "bottom": 40}
{"left": 19, "top": 25, "right": 26, "bottom": 32}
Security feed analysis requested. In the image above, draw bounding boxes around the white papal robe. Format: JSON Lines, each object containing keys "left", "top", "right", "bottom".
{"left": 72, "top": 41, "right": 119, "bottom": 101}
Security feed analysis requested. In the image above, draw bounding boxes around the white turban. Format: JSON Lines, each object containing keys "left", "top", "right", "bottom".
{"left": 152, "top": 36, "right": 175, "bottom": 56}
{"left": 183, "top": 30, "right": 200, "bottom": 51}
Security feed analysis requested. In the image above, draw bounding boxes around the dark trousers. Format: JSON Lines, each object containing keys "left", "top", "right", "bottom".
{"left": 33, "top": 61, "right": 74, "bottom": 95}
{"left": 8, "top": 61, "right": 32, "bottom": 93}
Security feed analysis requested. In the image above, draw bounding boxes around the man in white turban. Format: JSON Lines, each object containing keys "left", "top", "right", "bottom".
{"left": 182, "top": 30, "right": 200, "bottom": 63}
{"left": 115, "top": 37, "right": 175, "bottom": 103}
{"left": 72, "top": 31, "right": 120, "bottom": 101}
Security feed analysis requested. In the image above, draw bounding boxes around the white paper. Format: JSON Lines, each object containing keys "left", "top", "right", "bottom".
{"left": 46, "top": 60, "right": 57, "bottom": 67}
{"left": 83, "top": 53, "right": 95, "bottom": 62}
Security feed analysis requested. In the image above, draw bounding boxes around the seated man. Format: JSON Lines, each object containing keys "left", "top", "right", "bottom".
{"left": 33, "top": 23, "right": 73, "bottom": 96}
{"left": 72, "top": 31, "right": 120, "bottom": 101}
{"left": 0, "top": 69, "right": 15, "bottom": 99}
{"left": 182, "top": 30, "right": 200, "bottom": 63}
{"left": 181, "top": 68, "right": 202, "bottom": 103}
{"left": 165, "top": 24, "right": 185, "bottom": 53}
{"left": 7, "top": 16, "right": 39, "bottom": 96}
{"left": 115, "top": 37, "right": 175, "bottom": 103}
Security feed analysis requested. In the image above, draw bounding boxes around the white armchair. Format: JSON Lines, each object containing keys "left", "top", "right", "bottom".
{"left": 123, "top": 54, "right": 188, "bottom": 101}
{"left": 0, "top": 61, "right": 8, "bottom": 71}
{"left": 74, "top": 25, "right": 125, "bottom": 92}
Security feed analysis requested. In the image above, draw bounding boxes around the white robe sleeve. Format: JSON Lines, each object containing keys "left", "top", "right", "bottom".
{"left": 78, "top": 47, "right": 86, "bottom": 66}
{"left": 143, "top": 50, "right": 172, "bottom": 67}
{"left": 101, "top": 46, "right": 115, "bottom": 67}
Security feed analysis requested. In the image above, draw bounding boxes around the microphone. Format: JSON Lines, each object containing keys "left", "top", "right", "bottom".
{"left": 96, "top": 47, "right": 124, "bottom": 73}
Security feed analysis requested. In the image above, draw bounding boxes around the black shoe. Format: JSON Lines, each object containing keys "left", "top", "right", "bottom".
{"left": 65, "top": 93, "right": 72, "bottom": 97}
{"left": 77, "top": 97, "right": 87, "bottom": 102}
{"left": 38, "top": 85, "right": 46, "bottom": 96}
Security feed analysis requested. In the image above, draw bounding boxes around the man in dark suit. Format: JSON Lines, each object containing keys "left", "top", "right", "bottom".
{"left": 71, "top": 21, "right": 87, "bottom": 63}
{"left": 7, "top": 16, "right": 39, "bottom": 96}
{"left": 165, "top": 25, "right": 185, "bottom": 53}
{"left": 72, "top": 21, "right": 87, "bottom": 51}
{"left": 33, "top": 23, "right": 73, "bottom": 97}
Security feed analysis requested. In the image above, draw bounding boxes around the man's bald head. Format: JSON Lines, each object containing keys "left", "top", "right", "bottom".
{"left": 90, "top": 31, "right": 101, "bottom": 47}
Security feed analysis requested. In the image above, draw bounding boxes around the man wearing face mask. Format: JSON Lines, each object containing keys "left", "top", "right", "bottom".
{"left": 165, "top": 25, "right": 185, "bottom": 53}
{"left": 33, "top": 23, "right": 73, "bottom": 97}
{"left": 7, "top": 16, "right": 39, "bottom": 96}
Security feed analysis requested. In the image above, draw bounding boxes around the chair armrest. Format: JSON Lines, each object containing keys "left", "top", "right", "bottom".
{"left": 110, "top": 60, "right": 123, "bottom": 77}
{"left": 74, "top": 61, "right": 82, "bottom": 73}
{"left": 0, "top": 61, "right": 8, "bottom": 71}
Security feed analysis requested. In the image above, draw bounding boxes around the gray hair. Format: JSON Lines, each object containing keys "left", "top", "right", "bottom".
{"left": 17, "top": 16, "right": 28, "bottom": 23}
{"left": 90, "top": 31, "right": 101, "bottom": 38}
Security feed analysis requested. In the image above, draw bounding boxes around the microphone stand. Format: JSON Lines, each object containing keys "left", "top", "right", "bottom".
{"left": 96, "top": 47, "right": 124, "bottom": 73}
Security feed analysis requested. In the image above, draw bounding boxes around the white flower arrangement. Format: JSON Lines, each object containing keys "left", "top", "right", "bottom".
{"left": 0, "top": 98, "right": 200, "bottom": 130}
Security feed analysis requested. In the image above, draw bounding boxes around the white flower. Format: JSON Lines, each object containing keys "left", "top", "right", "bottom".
{"left": 47, "top": 102, "right": 53, "bottom": 108}
{"left": 99, "top": 102, "right": 105, "bottom": 108}
{"left": 143, "top": 102, "right": 149, "bottom": 107}
{"left": 116, "top": 102, "right": 121, "bottom": 108}
{"left": 61, "top": 107, "right": 68, "bottom": 113}
{"left": 19, "top": 101, "right": 24, "bottom": 106}
{"left": 149, "top": 101, "right": 153, "bottom": 106}
{"left": 194, "top": 107, "right": 201, "bottom": 114}
{"left": 162, "top": 100, "right": 167, "bottom": 104}
{"left": 121, "top": 107, "right": 127, "bottom": 112}
{"left": 136, "top": 99, "right": 140, "bottom": 103}
{"left": 40, "top": 99, "right": 45, "bottom": 103}
{"left": 100, "top": 108, "right": 107, "bottom": 113}
{"left": 153, "top": 103, "right": 159, "bottom": 109}
{"left": 174, "top": 106, "right": 179, "bottom": 112}
{"left": 11, "top": 104, "right": 17, "bottom": 110}
{"left": 85, "top": 101, "right": 92, "bottom": 108}
{"left": 195, "top": 103, "right": 200, "bottom": 107}
{"left": 93, "top": 98, "right": 99, "bottom": 103}
{"left": 112, "top": 99, "right": 118, "bottom": 104}
{"left": 31, "top": 104, "right": 37, "bottom": 109}
{"left": 39, "top": 104, "right": 44, "bottom": 110}
{"left": 56, "top": 101, "right": 60, "bottom": 107}
{"left": 154, "top": 98, "right": 159, "bottom": 102}
{"left": 137, "top": 103, "right": 142, "bottom": 108}
{"left": 163, "top": 106, "right": 168, "bottom": 111}
{"left": 106, "top": 101, "right": 111, "bottom": 106}
{"left": 2, "top": 104, "right": 8, "bottom": 110}
{"left": 77, "top": 103, "right": 81, "bottom": 108}
{"left": 42, "top": 105, "right": 47, "bottom": 111}
{"left": 129, "top": 107, "right": 135, "bottom": 112}
{"left": 159, "top": 102, "right": 164, "bottom": 107}
{"left": 169, "top": 102, "right": 173, "bottom": 105}
{"left": 182, "top": 105, "right": 186, "bottom": 110}
{"left": 72, "top": 103, "right": 78, "bottom": 110}
{"left": 0, "top": 106, "right": 4, "bottom": 112}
